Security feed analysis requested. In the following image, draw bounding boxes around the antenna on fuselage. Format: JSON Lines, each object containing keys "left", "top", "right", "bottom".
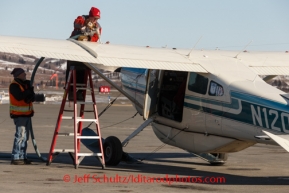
{"left": 187, "top": 36, "right": 203, "bottom": 58}
{"left": 234, "top": 40, "right": 253, "bottom": 59}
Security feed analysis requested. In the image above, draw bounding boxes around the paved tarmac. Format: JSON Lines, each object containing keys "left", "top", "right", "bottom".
{"left": 0, "top": 97, "right": 289, "bottom": 193}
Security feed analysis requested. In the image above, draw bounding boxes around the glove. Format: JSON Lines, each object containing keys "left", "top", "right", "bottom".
{"left": 74, "top": 16, "right": 85, "bottom": 29}
{"left": 90, "top": 33, "right": 100, "bottom": 42}
{"left": 23, "top": 86, "right": 35, "bottom": 103}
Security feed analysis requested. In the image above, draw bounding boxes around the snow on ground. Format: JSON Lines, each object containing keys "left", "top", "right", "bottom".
{"left": 45, "top": 59, "right": 59, "bottom": 63}
{"left": 60, "top": 61, "right": 67, "bottom": 70}
{"left": 0, "top": 59, "right": 21, "bottom": 66}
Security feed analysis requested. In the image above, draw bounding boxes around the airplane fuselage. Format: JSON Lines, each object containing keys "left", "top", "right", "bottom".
{"left": 121, "top": 67, "right": 289, "bottom": 153}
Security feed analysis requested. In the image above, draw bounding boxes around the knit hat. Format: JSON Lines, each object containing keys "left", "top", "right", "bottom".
{"left": 89, "top": 7, "right": 101, "bottom": 18}
{"left": 11, "top": 68, "right": 25, "bottom": 77}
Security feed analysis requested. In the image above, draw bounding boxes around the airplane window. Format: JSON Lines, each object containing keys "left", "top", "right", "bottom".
{"left": 209, "top": 81, "right": 224, "bottom": 96}
{"left": 188, "top": 72, "right": 208, "bottom": 94}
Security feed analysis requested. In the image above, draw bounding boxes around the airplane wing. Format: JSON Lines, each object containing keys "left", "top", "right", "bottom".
{"left": 263, "top": 130, "right": 289, "bottom": 152}
{"left": 238, "top": 52, "right": 289, "bottom": 75}
{"left": 1, "top": 35, "right": 288, "bottom": 75}
{"left": 0, "top": 35, "right": 207, "bottom": 73}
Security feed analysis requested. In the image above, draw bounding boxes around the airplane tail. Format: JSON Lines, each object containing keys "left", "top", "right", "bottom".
{"left": 262, "top": 130, "right": 289, "bottom": 152}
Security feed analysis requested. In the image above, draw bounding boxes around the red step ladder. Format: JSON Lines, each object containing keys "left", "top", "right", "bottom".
{"left": 47, "top": 66, "right": 105, "bottom": 169}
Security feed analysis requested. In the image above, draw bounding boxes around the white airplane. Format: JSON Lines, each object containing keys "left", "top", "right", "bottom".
{"left": 1, "top": 35, "right": 289, "bottom": 166}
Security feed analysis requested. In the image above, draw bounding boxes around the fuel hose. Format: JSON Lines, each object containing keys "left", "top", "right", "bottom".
{"left": 30, "top": 57, "right": 47, "bottom": 161}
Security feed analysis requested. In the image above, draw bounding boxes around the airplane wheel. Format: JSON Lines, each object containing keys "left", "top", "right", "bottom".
{"left": 104, "top": 136, "right": 123, "bottom": 166}
{"left": 210, "top": 153, "right": 228, "bottom": 166}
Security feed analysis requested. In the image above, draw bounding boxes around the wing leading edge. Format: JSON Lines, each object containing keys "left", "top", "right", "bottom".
{"left": 0, "top": 36, "right": 99, "bottom": 63}
{"left": 1, "top": 35, "right": 288, "bottom": 75}
{"left": 0, "top": 35, "right": 208, "bottom": 73}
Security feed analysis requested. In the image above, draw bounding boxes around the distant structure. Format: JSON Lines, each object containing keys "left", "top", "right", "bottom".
{"left": 50, "top": 73, "right": 58, "bottom": 89}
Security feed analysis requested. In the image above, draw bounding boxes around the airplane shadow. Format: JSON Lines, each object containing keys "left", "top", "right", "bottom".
{"left": 1, "top": 152, "right": 287, "bottom": 186}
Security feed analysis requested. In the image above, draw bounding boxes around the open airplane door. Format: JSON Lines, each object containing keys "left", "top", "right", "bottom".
{"left": 143, "top": 69, "right": 161, "bottom": 120}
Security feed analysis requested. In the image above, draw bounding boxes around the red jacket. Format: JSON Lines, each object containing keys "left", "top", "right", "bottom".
{"left": 70, "top": 15, "right": 102, "bottom": 42}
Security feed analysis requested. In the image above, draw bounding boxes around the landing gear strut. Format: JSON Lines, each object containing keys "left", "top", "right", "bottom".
{"left": 192, "top": 152, "right": 228, "bottom": 165}
{"left": 209, "top": 153, "right": 228, "bottom": 165}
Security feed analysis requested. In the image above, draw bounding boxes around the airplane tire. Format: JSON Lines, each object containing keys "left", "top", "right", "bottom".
{"left": 104, "top": 136, "right": 123, "bottom": 166}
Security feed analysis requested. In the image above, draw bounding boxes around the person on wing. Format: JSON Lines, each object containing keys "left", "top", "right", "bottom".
{"left": 67, "top": 7, "right": 102, "bottom": 99}
{"left": 70, "top": 7, "right": 102, "bottom": 42}
{"left": 9, "top": 68, "right": 35, "bottom": 165}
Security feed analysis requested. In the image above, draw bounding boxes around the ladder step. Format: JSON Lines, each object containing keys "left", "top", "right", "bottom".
{"left": 69, "top": 83, "right": 86, "bottom": 86}
{"left": 76, "top": 136, "right": 100, "bottom": 139}
{"left": 76, "top": 88, "right": 91, "bottom": 91}
{"left": 57, "top": 132, "right": 78, "bottom": 136}
{"left": 76, "top": 118, "right": 98, "bottom": 123}
{"left": 57, "top": 133, "right": 99, "bottom": 139}
{"left": 53, "top": 150, "right": 102, "bottom": 156}
{"left": 77, "top": 101, "right": 94, "bottom": 105}
{"left": 54, "top": 149, "right": 74, "bottom": 153}
{"left": 65, "top": 101, "right": 94, "bottom": 104}
{"left": 66, "top": 100, "right": 88, "bottom": 103}
{"left": 78, "top": 153, "right": 103, "bottom": 156}
{"left": 62, "top": 116, "right": 82, "bottom": 120}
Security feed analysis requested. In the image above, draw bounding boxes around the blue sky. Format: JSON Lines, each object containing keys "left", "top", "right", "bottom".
{"left": 0, "top": 0, "right": 288, "bottom": 51}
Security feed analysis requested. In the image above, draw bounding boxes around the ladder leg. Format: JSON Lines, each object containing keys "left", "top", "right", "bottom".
{"left": 47, "top": 71, "right": 72, "bottom": 165}
{"left": 72, "top": 69, "right": 79, "bottom": 168}
{"left": 88, "top": 71, "right": 105, "bottom": 168}
{"left": 77, "top": 103, "right": 84, "bottom": 151}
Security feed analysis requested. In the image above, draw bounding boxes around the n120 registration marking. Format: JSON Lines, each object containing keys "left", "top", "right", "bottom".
{"left": 251, "top": 105, "right": 289, "bottom": 133}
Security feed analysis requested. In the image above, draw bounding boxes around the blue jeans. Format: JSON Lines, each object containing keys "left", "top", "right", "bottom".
{"left": 11, "top": 117, "right": 31, "bottom": 160}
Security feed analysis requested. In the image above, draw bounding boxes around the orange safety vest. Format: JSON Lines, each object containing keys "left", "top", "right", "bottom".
{"left": 9, "top": 80, "right": 34, "bottom": 117}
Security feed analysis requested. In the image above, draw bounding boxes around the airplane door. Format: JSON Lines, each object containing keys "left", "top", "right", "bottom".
{"left": 205, "top": 81, "right": 224, "bottom": 135}
{"left": 143, "top": 69, "right": 160, "bottom": 120}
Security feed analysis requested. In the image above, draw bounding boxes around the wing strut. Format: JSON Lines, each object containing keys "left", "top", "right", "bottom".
{"left": 263, "top": 75, "right": 277, "bottom": 82}
{"left": 84, "top": 62, "right": 143, "bottom": 110}
{"left": 121, "top": 117, "right": 154, "bottom": 147}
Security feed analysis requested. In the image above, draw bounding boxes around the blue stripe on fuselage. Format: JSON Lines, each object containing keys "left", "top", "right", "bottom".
{"left": 184, "top": 91, "right": 289, "bottom": 133}
{"left": 121, "top": 67, "right": 147, "bottom": 74}
{"left": 231, "top": 91, "right": 289, "bottom": 112}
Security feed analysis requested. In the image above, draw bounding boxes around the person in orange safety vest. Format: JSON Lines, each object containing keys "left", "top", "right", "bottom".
{"left": 70, "top": 7, "right": 102, "bottom": 42}
{"left": 9, "top": 68, "right": 35, "bottom": 165}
